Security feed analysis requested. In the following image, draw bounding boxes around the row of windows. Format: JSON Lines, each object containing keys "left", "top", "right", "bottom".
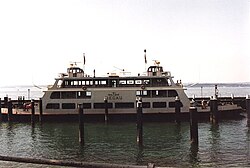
{"left": 50, "top": 90, "right": 178, "bottom": 99}
{"left": 60, "top": 78, "right": 171, "bottom": 88}
{"left": 46, "top": 101, "right": 183, "bottom": 109}
{"left": 136, "top": 90, "right": 178, "bottom": 97}
{"left": 50, "top": 91, "right": 92, "bottom": 99}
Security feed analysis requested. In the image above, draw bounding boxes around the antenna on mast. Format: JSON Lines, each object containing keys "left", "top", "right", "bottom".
{"left": 144, "top": 49, "right": 147, "bottom": 71}
{"left": 83, "top": 53, "right": 86, "bottom": 71}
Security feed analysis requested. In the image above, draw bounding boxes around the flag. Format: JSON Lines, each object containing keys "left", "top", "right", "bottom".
{"left": 144, "top": 49, "right": 147, "bottom": 64}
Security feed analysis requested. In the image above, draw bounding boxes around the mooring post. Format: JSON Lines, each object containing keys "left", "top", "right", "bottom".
{"left": 78, "top": 104, "right": 84, "bottom": 144}
{"left": 246, "top": 95, "right": 250, "bottom": 127}
{"left": 39, "top": 98, "right": 43, "bottom": 123}
{"left": 4, "top": 97, "right": 8, "bottom": 108}
{"left": 210, "top": 97, "right": 219, "bottom": 124}
{"left": 104, "top": 97, "right": 109, "bottom": 123}
{"left": 136, "top": 97, "right": 143, "bottom": 147}
{"left": 175, "top": 96, "right": 181, "bottom": 124}
{"left": 31, "top": 99, "right": 35, "bottom": 125}
{"left": 0, "top": 98, "right": 2, "bottom": 122}
{"left": 7, "top": 100, "right": 13, "bottom": 122}
{"left": 189, "top": 100, "right": 198, "bottom": 146}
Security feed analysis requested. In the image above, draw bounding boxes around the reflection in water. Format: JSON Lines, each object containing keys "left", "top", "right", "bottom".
{"left": 0, "top": 119, "right": 250, "bottom": 167}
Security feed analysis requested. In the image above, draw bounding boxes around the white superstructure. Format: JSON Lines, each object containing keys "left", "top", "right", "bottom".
{"left": 41, "top": 59, "right": 190, "bottom": 115}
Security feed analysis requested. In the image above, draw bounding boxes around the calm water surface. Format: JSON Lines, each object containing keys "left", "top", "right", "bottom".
{"left": 0, "top": 118, "right": 250, "bottom": 167}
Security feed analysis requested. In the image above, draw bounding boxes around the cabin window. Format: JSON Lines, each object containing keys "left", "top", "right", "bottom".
{"left": 46, "top": 103, "right": 60, "bottom": 109}
{"left": 168, "top": 102, "right": 175, "bottom": 108}
{"left": 94, "top": 103, "right": 113, "bottom": 109}
{"left": 85, "top": 80, "right": 93, "bottom": 85}
{"left": 61, "top": 91, "right": 76, "bottom": 99}
{"left": 57, "top": 80, "right": 63, "bottom": 88}
{"left": 127, "top": 80, "right": 134, "bottom": 84}
{"left": 50, "top": 92, "right": 60, "bottom": 99}
{"left": 119, "top": 80, "right": 126, "bottom": 85}
{"left": 77, "top": 91, "right": 84, "bottom": 98}
{"left": 135, "top": 80, "right": 142, "bottom": 85}
{"left": 86, "top": 91, "right": 92, "bottom": 97}
{"left": 152, "top": 90, "right": 167, "bottom": 97}
{"left": 62, "top": 103, "right": 75, "bottom": 109}
{"left": 153, "top": 102, "right": 166, "bottom": 108}
{"left": 169, "top": 101, "right": 183, "bottom": 108}
{"left": 82, "top": 103, "right": 92, "bottom": 109}
{"left": 168, "top": 90, "right": 178, "bottom": 97}
{"left": 115, "top": 102, "right": 134, "bottom": 108}
{"left": 100, "top": 80, "right": 107, "bottom": 85}
{"left": 142, "top": 102, "right": 150, "bottom": 108}
{"left": 72, "top": 81, "right": 76, "bottom": 85}
{"left": 136, "top": 90, "right": 149, "bottom": 97}
{"left": 143, "top": 80, "right": 150, "bottom": 85}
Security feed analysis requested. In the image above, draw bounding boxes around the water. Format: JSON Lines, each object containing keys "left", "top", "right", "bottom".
{"left": 0, "top": 120, "right": 250, "bottom": 167}
{"left": 0, "top": 84, "right": 250, "bottom": 167}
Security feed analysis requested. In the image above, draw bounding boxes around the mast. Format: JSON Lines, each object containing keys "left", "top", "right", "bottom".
{"left": 144, "top": 49, "right": 147, "bottom": 71}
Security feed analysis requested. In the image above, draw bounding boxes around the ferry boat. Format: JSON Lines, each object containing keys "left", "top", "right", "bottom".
{"left": 41, "top": 57, "right": 191, "bottom": 116}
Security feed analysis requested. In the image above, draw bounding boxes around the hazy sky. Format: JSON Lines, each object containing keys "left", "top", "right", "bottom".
{"left": 0, "top": 0, "right": 249, "bottom": 86}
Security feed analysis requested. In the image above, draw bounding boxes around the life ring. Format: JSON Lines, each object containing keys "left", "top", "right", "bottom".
{"left": 141, "top": 85, "right": 145, "bottom": 90}
{"left": 82, "top": 86, "right": 87, "bottom": 90}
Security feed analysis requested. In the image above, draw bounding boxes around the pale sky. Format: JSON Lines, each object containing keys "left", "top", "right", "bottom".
{"left": 0, "top": 0, "right": 249, "bottom": 86}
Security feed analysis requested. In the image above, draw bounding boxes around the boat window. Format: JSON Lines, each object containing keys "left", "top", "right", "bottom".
{"left": 82, "top": 103, "right": 92, "bottom": 109}
{"left": 127, "top": 80, "right": 134, "bottom": 84}
{"left": 46, "top": 103, "right": 60, "bottom": 109}
{"left": 61, "top": 91, "right": 76, "bottom": 99}
{"left": 112, "top": 80, "right": 117, "bottom": 87}
{"left": 94, "top": 103, "right": 113, "bottom": 109}
{"left": 62, "top": 103, "right": 76, "bottom": 109}
{"left": 135, "top": 80, "right": 142, "bottom": 84}
{"left": 73, "top": 81, "right": 78, "bottom": 85}
{"left": 136, "top": 90, "right": 149, "bottom": 97}
{"left": 119, "top": 80, "right": 126, "bottom": 85}
{"left": 100, "top": 80, "right": 107, "bottom": 85}
{"left": 168, "top": 90, "right": 178, "bottom": 97}
{"left": 143, "top": 80, "right": 150, "bottom": 85}
{"left": 152, "top": 90, "right": 167, "bottom": 97}
{"left": 50, "top": 92, "right": 60, "bottom": 99}
{"left": 77, "top": 91, "right": 88, "bottom": 99}
{"left": 57, "top": 80, "right": 63, "bottom": 88}
{"left": 142, "top": 102, "right": 150, "bottom": 108}
{"left": 153, "top": 102, "right": 166, "bottom": 108}
{"left": 168, "top": 102, "right": 175, "bottom": 108}
{"left": 115, "top": 102, "right": 134, "bottom": 108}
{"left": 86, "top": 91, "right": 92, "bottom": 97}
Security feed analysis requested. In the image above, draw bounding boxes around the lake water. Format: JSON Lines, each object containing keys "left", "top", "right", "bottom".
{"left": 0, "top": 84, "right": 250, "bottom": 167}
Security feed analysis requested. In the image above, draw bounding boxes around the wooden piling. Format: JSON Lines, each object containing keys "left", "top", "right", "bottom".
{"left": 189, "top": 106, "right": 198, "bottom": 146}
{"left": 31, "top": 99, "right": 35, "bottom": 125}
{"left": 210, "top": 98, "right": 219, "bottom": 124}
{"left": 104, "top": 97, "right": 109, "bottom": 123}
{"left": 136, "top": 97, "right": 143, "bottom": 147}
{"left": 78, "top": 104, "right": 84, "bottom": 144}
{"left": 246, "top": 96, "right": 250, "bottom": 127}
{"left": 4, "top": 97, "right": 8, "bottom": 108}
{"left": 39, "top": 98, "right": 43, "bottom": 123}
{"left": 7, "top": 100, "right": 13, "bottom": 122}
{"left": 0, "top": 98, "right": 2, "bottom": 122}
{"left": 175, "top": 96, "right": 181, "bottom": 124}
